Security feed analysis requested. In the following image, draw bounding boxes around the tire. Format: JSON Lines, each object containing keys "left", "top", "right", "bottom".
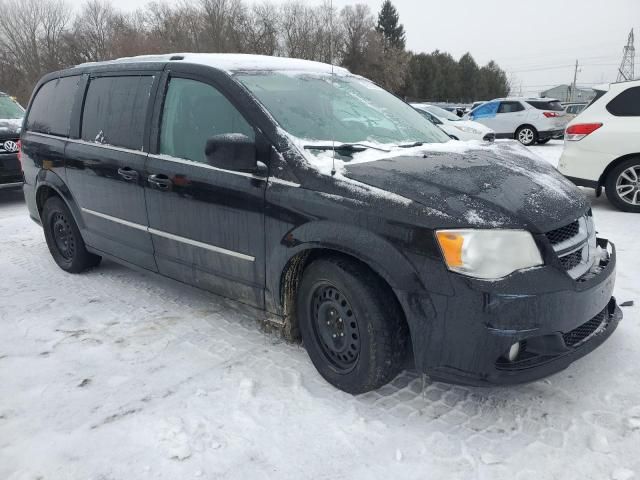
{"left": 515, "top": 126, "right": 538, "bottom": 146}
{"left": 297, "top": 256, "right": 409, "bottom": 394}
{"left": 536, "top": 138, "right": 551, "bottom": 145}
{"left": 42, "top": 196, "right": 102, "bottom": 272}
{"left": 604, "top": 158, "right": 640, "bottom": 213}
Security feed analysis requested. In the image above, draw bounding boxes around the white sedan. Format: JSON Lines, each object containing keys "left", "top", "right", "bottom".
{"left": 411, "top": 103, "right": 495, "bottom": 141}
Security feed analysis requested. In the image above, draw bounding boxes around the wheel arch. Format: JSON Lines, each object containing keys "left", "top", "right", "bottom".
{"left": 598, "top": 152, "right": 640, "bottom": 188}
{"left": 277, "top": 247, "right": 415, "bottom": 361}
{"left": 515, "top": 123, "right": 539, "bottom": 137}
{"left": 35, "top": 170, "right": 85, "bottom": 229}
{"left": 271, "top": 221, "right": 427, "bottom": 360}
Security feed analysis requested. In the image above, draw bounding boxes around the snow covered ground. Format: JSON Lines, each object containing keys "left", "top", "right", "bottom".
{"left": 1, "top": 140, "right": 639, "bottom": 480}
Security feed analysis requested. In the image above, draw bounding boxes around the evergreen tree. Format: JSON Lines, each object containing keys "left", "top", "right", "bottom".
{"left": 375, "top": 0, "right": 405, "bottom": 50}
{"left": 458, "top": 52, "right": 479, "bottom": 102}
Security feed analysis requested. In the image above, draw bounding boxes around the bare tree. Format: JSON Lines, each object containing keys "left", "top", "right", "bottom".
{"left": 340, "top": 4, "right": 374, "bottom": 72}
{"left": 145, "top": 1, "right": 205, "bottom": 52}
{"left": 70, "top": 0, "right": 117, "bottom": 62}
{"left": 244, "top": 1, "right": 280, "bottom": 56}
{"left": 280, "top": 1, "right": 317, "bottom": 60}
{"left": 0, "top": 0, "right": 71, "bottom": 100}
{"left": 0, "top": 0, "right": 510, "bottom": 105}
{"left": 200, "top": 0, "right": 248, "bottom": 52}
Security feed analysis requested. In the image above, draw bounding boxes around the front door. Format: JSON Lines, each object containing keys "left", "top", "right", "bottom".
{"left": 145, "top": 75, "right": 267, "bottom": 307}
{"left": 469, "top": 101, "right": 500, "bottom": 132}
{"left": 494, "top": 101, "right": 527, "bottom": 135}
{"left": 65, "top": 73, "right": 159, "bottom": 271}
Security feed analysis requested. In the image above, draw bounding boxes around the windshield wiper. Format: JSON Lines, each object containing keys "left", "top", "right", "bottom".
{"left": 304, "top": 143, "right": 390, "bottom": 153}
{"left": 398, "top": 141, "right": 425, "bottom": 148}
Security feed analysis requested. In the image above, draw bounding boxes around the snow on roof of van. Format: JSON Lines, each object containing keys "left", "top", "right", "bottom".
{"left": 77, "top": 53, "right": 350, "bottom": 75}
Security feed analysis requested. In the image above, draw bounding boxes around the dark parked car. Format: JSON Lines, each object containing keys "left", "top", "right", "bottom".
{"left": 0, "top": 92, "right": 24, "bottom": 189}
{"left": 21, "top": 54, "right": 621, "bottom": 394}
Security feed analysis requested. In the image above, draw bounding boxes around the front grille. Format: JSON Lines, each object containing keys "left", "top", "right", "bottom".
{"left": 0, "top": 137, "right": 20, "bottom": 154}
{"left": 545, "top": 220, "right": 580, "bottom": 245}
{"left": 562, "top": 309, "right": 607, "bottom": 347}
{"left": 544, "top": 216, "right": 596, "bottom": 278}
{"left": 559, "top": 249, "right": 583, "bottom": 270}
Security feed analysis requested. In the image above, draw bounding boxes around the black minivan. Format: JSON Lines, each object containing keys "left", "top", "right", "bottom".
{"left": 21, "top": 54, "right": 621, "bottom": 394}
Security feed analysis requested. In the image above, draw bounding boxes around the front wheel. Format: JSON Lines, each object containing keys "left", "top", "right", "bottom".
{"left": 604, "top": 158, "right": 640, "bottom": 213}
{"left": 516, "top": 126, "right": 538, "bottom": 146}
{"left": 297, "top": 256, "right": 409, "bottom": 394}
{"left": 42, "top": 197, "right": 102, "bottom": 272}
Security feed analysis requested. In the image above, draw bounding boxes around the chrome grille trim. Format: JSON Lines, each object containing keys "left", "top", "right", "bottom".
{"left": 547, "top": 216, "right": 598, "bottom": 280}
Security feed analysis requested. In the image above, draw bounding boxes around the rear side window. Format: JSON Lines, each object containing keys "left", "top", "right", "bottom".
{"left": 498, "top": 101, "right": 525, "bottom": 113}
{"left": 81, "top": 75, "right": 154, "bottom": 150}
{"left": 26, "top": 76, "right": 80, "bottom": 136}
{"left": 527, "top": 100, "right": 564, "bottom": 111}
{"left": 606, "top": 86, "right": 640, "bottom": 116}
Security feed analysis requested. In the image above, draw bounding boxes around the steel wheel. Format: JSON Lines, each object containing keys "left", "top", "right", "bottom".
{"left": 517, "top": 127, "right": 535, "bottom": 145}
{"left": 51, "top": 212, "right": 76, "bottom": 260}
{"left": 42, "top": 196, "right": 101, "bottom": 272}
{"left": 615, "top": 165, "right": 640, "bottom": 206}
{"left": 310, "top": 283, "right": 360, "bottom": 372}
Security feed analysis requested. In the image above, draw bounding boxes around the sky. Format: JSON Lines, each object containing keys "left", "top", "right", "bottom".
{"left": 74, "top": 0, "right": 639, "bottom": 96}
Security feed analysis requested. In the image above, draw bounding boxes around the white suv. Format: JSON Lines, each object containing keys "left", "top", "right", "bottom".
{"left": 466, "top": 97, "right": 568, "bottom": 146}
{"left": 558, "top": 80, "right": 640, "bottom": 212}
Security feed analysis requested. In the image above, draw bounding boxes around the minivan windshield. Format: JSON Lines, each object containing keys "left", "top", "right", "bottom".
{"left": 235, "top": 72, "right": 451, "bottom": 147}
{"left": 0, "top": 95, "right": 24, "bottom": 120}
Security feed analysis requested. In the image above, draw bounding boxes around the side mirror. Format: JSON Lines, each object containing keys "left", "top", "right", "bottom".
{"left": 205, "top": 134, "right": 257, "bottom": 172}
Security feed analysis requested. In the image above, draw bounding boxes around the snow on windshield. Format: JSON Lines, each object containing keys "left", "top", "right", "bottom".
{"left": 0, "top": 96, "right": 24, "bottom": 120}
{"left": 236, "top": 71, "right": 451, "bottom": 147}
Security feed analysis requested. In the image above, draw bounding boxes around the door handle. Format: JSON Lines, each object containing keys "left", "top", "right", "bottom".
{"left": 117, "top": 167, "right": 139, "bottom": 181}
{"left": 148, "top": 173, "right": 172, "bottom": 191}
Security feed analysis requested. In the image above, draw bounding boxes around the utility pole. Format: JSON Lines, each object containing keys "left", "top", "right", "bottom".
{"left": 569, "top": 59, "right": 579, "bottom": 102}
{"left": 617, "top": 29, "right": 635, "bottom": 82}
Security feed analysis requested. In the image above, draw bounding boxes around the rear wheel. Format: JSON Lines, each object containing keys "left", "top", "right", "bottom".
{"left": 297, "top": 256, "right": 409, "bottom": 394}
{"left": 605, "top": 158, "right": 640, "bottom": 213}
{"left": 516, "top": 126, "right": 538, "bottom": 146}
{"left": 42, "top": 197, "right": 101, "bottom": 272}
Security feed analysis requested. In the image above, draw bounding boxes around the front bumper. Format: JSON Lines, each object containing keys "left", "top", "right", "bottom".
{"left": 538, "top": 129, "right": 565, "bottom": 141}
{"left": 0, "top": 153, "right": 22, "bottom": 188}
{"left": 403, "top": 238, "right": 621, "bottom": 386}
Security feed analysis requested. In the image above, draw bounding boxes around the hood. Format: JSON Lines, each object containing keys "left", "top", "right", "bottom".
{"left": 0, "top": 118, "right": 22, "bottom": 138}
{"left": 342, "top": 141, "right": 589, "bottom": 232}
{"left": 451, "top": 119, "right": 493, "bottom": 134}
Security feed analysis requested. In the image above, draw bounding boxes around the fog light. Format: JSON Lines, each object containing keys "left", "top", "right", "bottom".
{"left": 507, "top": 342, "right": 521, "bottom": 362}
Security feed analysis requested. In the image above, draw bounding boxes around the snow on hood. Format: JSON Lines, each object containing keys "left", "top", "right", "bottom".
{"left": 449, "top": 119, "right": 493, "bottom": 133}
{"left": 283, "top": 129, "right": 585, "bottom": 226}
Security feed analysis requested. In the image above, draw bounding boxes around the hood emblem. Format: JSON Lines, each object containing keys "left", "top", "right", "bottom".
{"left": 3, "top": 140, "right": 18, "bottom": 152}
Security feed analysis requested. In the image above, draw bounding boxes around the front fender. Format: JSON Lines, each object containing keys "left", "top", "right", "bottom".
{"left": 282, "top": 220, "right": 426, "bottom": 292}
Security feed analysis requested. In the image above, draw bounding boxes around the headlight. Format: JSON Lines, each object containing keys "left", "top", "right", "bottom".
{"left": 454, "top": 125, "right": 482, "bottom": 135}
{"left": 435, "top": 229, "right": 543, "bottom": 279}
